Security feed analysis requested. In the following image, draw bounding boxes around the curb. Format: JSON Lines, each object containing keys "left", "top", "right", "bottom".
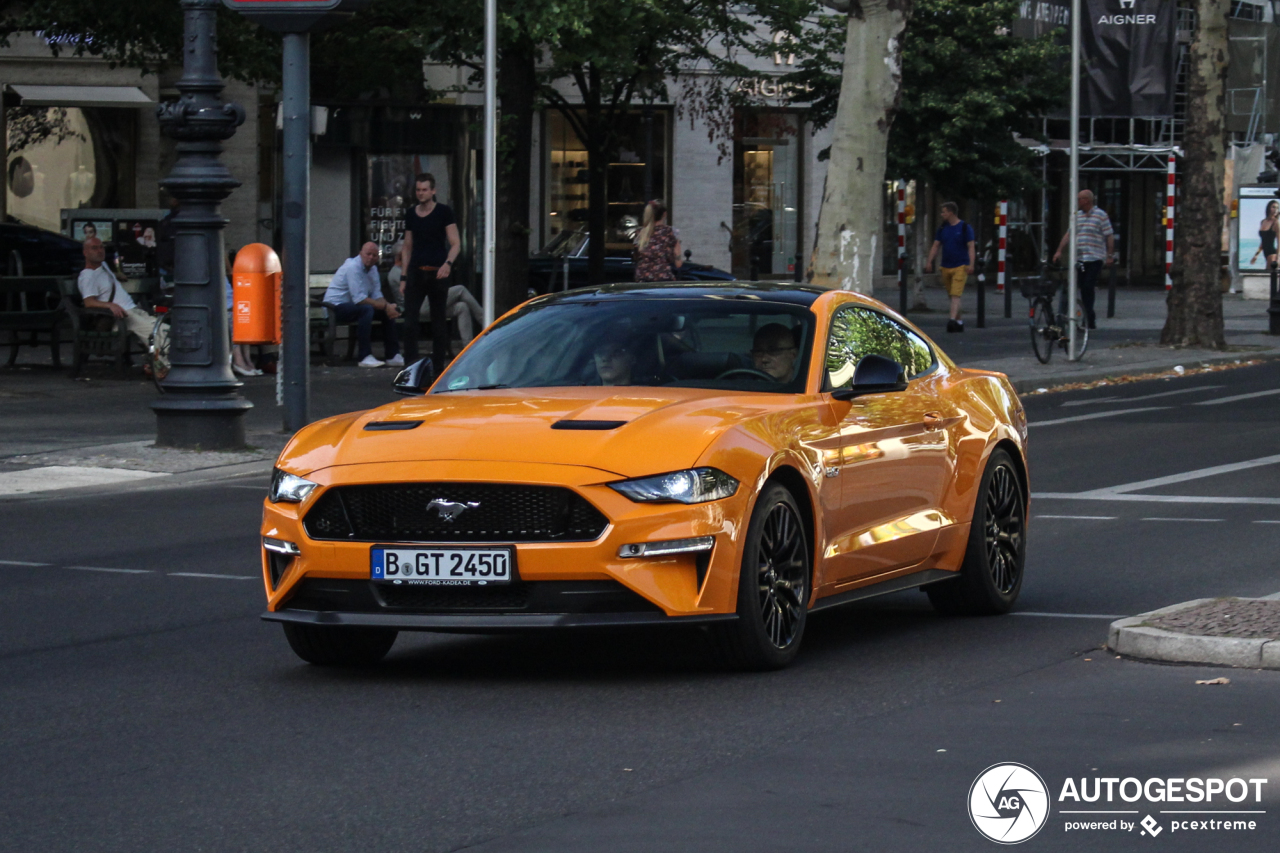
{"left": 1005, "top": 350, "right": 1280, "bottom": 395}
{"left": 1107, "top": 599, "right": 1280, "bottom": 669}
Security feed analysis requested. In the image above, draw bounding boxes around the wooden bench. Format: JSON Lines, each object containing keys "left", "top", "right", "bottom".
{"left": 61, "top": 277, "right": 165, "bottom": 377}
{"left": 310, "top": 286, "right": 402, "bottom": 364}
{"left": 0, "top": 276, "right": 71, "bottom": 367}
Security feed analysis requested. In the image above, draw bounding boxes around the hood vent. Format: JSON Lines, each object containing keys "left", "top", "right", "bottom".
{"left": 551, "top": 420, "right": 627, "bottom": 430}
{"left": 364, "top": 421, "right": 423, "bottom": 431}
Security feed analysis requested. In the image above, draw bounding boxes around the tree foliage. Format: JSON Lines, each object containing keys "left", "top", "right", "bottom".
{"left": 781, "top": 0, "right": 1066, "bottom": 199}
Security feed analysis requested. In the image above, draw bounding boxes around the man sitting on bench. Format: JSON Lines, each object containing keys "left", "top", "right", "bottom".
{"left": 78, "top": 237, "right": 159, "bottom": 350}
{"left": 323, "top": 242, "right": 403, "bottom": 368}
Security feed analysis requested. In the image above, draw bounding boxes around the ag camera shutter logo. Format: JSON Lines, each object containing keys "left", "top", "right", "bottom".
{"left": 969, "top": 763, "right": 1050, "bottom": 844}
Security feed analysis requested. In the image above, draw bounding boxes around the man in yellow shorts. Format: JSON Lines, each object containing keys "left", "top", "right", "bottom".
{"left": 924, "top": 201, "right": 976, "bottom": 332}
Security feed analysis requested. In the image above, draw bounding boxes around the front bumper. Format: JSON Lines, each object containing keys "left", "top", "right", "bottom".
{"left": 260, "top": 460, "right": 754, "bottom": 620}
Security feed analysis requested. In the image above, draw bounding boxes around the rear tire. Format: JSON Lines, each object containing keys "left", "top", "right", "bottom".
{"left": 927, "top": 449, "right": 1026, "bottom": 616}
{"left": 714, "top": 484, "right": 810, "bottom": 671}
{"left": 282, "top": 622, "right": 398, "bottom": 667}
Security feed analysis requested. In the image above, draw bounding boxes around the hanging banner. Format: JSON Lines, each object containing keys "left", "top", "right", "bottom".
{"left": 1080, "top": 0, "right": 1177, "bottom": 117}
{"left": 1016, "top": 0, "right": 1176, "bottom": 118}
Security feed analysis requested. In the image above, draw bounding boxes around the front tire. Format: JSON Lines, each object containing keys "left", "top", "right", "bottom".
{"left": 715, "top": 484, "right": 810, "bottom": 670}
{"left": 927, "top": 449, "right": 1026, "bottom": 615}
{"left": 282, "top": 622, "right": 398, "bottom": 667}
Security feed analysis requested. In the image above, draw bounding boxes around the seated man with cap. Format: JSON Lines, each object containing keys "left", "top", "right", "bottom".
{"left": 323, "top": 242, "right": 403, "bottom": 368}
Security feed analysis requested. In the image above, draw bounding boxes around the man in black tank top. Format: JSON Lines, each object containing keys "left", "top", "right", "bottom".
{"left": 399, "top": 172, "right": 462, "bottom": 369}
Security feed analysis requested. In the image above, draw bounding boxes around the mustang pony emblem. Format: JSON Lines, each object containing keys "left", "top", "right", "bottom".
{"left": 427, "top": 498, "right": 480, "bottom": 522}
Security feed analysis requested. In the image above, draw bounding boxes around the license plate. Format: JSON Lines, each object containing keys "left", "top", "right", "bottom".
{"left": 371, "top": 546, "right": 513, "bottom": 585}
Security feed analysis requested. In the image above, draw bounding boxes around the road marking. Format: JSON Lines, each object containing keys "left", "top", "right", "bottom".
{"left": 220, "top": 485, "right": 268, "bottom": 490}
{"left": 1081, "top": 452, "right": 1280, "bottom": 494}
{"left": 1252, "top": 519, "right": 1280, "bottom": 524}
{"left": 0, "top": 559, "right": 50, "bottom": 566}
{"left": 65, "top": 566, "right": 153, "bottom": 574}
{"left": 1141, "top": 517, "right": 1223, "bottom": 522}
{"left": 1194, "top": 388, "right": 1280, "bottom": 406}
{"left": 1035, "top": 514, "right": 1116, "bottom": 520}
{"left": 0, "top": 465, "right": 167, "bottom": 496}
{"left": 1033, "top": 492, "right": 1280, "bottom": 505}
{"left": 1059, "top": 385, "right": 1224, "bottom": 407}
{"left": 1262, "top": 591, "right": 1280, "bottom": 600}
{"left": 1029, "top": 407, "right": 1171, "bottom": 427}
{"left": 1011, "top": 612, "right": 1125, "bottom": 619}
{"left": 168, "top": 572, "right": 258, "bottom": 580}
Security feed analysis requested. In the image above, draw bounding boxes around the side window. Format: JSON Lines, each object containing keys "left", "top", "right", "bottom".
{"left": 825, "top": 306, "right": 934, "bottom": 388}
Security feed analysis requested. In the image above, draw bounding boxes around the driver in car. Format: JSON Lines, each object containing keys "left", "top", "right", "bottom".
{"left": 751, "top": 324, "right": 799, "bottom": 382}
{"left": 593, "top": 341, "right": 635, "bottom": 386}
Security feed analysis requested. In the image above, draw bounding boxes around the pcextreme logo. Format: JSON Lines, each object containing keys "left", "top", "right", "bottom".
{"left": 969, "top": 764, "right": 1269, "bottom": 844}
{"left": 969, "top": 763, "right": 1051, "bottom": 844}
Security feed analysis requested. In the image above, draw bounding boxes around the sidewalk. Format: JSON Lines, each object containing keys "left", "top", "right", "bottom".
{"left": 1109, "top": 596, "right": 1280, "bottom": 670}
{"left": 874, "top": 280, "right": 1279, "bottom": 393}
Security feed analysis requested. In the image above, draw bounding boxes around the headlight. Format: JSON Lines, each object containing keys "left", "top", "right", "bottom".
{"left": 269, "top": 468, "right": 318, "bottom": 503}
{"left": 609, "top": 467, "right": 739, "bottom": 504}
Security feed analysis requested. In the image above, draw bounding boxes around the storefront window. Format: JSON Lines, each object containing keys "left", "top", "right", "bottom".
{"left": 731, "top": 111, "right": 801, "bottom": 280}
{"left": 6, "top": 106, "right": 136, "bottom": 233}
{"left": 545, "top": 109, "right": 668, "bottom": 252}
{"left": 365, "top": 154, "right": 452, "bottom": 269}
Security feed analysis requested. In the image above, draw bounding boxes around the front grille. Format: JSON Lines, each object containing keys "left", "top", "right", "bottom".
{"left": 376, "top": 583, "right": 531, "bottom": 610}
{"left": 303, "top": 483, "right": 609, "bottom": 543}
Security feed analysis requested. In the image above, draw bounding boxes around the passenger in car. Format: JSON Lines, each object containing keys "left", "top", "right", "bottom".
{"left": 751, "top": 324, "right": 799, "bottom": 382}
{"left": 593, "top": 341, "right": 635, "bottom": 386}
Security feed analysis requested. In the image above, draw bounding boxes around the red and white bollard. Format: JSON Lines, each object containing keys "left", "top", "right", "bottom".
{"left": 897, "top": 185, "right": 906, "bottom": 312}
{"left": 1165, "top": 154, "right": 1176, "bottom": 290}
{"left": 996, "top": 200, "right": 1007, "bottom": 294}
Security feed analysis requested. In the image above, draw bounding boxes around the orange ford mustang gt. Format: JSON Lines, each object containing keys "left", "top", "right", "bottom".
{"left": 260, "top": 282, "right": 1029, "bottom": 670}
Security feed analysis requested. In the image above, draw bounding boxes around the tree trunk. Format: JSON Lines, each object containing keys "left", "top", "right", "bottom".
{"left": 809, "top": 1, "right": 914, "bottom": 292}
{"left": 495, "top": 41, "right": 537, "bottom": 316}
{"left": 1162, "top": 0, "right": 1228, "bottom": 348}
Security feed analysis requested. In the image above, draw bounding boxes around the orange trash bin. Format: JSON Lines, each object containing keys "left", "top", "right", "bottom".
{"left": 232, "top": 243, "right": 282, "bottom": 344}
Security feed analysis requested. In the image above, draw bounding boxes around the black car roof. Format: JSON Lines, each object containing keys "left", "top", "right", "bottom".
{"left": 531, "top": 281, "right": 825, "bottom": 308}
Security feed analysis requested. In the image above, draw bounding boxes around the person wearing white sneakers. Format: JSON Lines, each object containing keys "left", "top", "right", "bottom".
{"left": 322, "top": 242, "right": 403, "bottom": 368}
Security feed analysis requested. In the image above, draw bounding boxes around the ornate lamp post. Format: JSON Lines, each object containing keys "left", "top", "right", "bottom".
{"left": 153, "top": 0, "right": 252, "bottom": 449}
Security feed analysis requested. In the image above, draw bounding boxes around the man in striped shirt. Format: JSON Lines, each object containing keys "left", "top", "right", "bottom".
{"left": 1053, "top": 189, "right": 1114, "bottom": 329}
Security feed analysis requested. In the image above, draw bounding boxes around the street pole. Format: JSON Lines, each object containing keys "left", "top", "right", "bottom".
{"left": 153, "top": 0, "right": 251, "bottom": 449}
{"left": 1067, "top": 0, "right": 1081, "bottom": 361}
{"left": 281, "top": 32, "right": 311, "bottom": 431}
{"left": 481, "top": 0, "right": 497, "bottom": 328}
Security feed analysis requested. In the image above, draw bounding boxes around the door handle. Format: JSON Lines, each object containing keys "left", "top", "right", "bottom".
{"left": 923, "top": 412, "right": 945, "bottom": 430}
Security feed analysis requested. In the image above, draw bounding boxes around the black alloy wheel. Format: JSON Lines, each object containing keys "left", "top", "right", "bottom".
{"left": 716, "top": 483, "right": 810, "bottom": 670}
{"left": 282, "top": 622, "right": 398, "bottom": 667}
{"left": 927, "top": 449, "right": 1026, "bottom": 615}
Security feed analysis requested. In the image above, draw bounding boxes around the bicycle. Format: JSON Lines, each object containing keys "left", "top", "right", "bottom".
{"left": 1021, "top": 265, "right": 1088, "bottom": 364}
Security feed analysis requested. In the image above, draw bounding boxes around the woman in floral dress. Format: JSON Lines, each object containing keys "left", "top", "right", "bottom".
{"left": 634, "top": 199, "right": 683, "bottom": 282}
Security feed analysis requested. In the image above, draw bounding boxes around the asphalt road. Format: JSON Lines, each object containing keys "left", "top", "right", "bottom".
{"left": 3, "top": 362, "right": 1280, "bottom": 852}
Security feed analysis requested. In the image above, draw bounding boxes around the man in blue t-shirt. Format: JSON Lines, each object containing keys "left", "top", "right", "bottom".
{"left": 924, "top": 201, "right": 976, "bottom": 332}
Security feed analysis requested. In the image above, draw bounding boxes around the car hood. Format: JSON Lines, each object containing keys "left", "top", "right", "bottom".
{"left": 281, "top": 387, "right": 779, "bottom": 479}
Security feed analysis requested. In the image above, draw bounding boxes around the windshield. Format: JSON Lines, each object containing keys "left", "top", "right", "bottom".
{"left": 435, "top": 298, "right": 815, "bottom": 394}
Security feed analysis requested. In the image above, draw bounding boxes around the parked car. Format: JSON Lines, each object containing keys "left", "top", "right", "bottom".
{"left": 260, "top": 282, "right": 1029, "bottom": 671}
{"left": 1, "top": 222, "right": 85, "bottom": 277}
{"left": 529, "top": 229, "right": 735, "bottom": 293}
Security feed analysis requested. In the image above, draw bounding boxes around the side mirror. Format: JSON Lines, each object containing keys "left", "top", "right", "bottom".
{"left": 831, "top": 354, "right": 908, "bottom": 401}
{"left": 392, "top": 358, "right": 434, "bottom": 396}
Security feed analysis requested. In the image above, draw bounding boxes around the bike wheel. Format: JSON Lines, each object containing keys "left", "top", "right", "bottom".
{"left": 1073, "top": 299, "right": 1089, "bottom": 359}
{"left": 148, "top": 312, "right": 171, "bottom": 392}
{"left": 1029, "top": 298, "right": 1054, "bottom": 364}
